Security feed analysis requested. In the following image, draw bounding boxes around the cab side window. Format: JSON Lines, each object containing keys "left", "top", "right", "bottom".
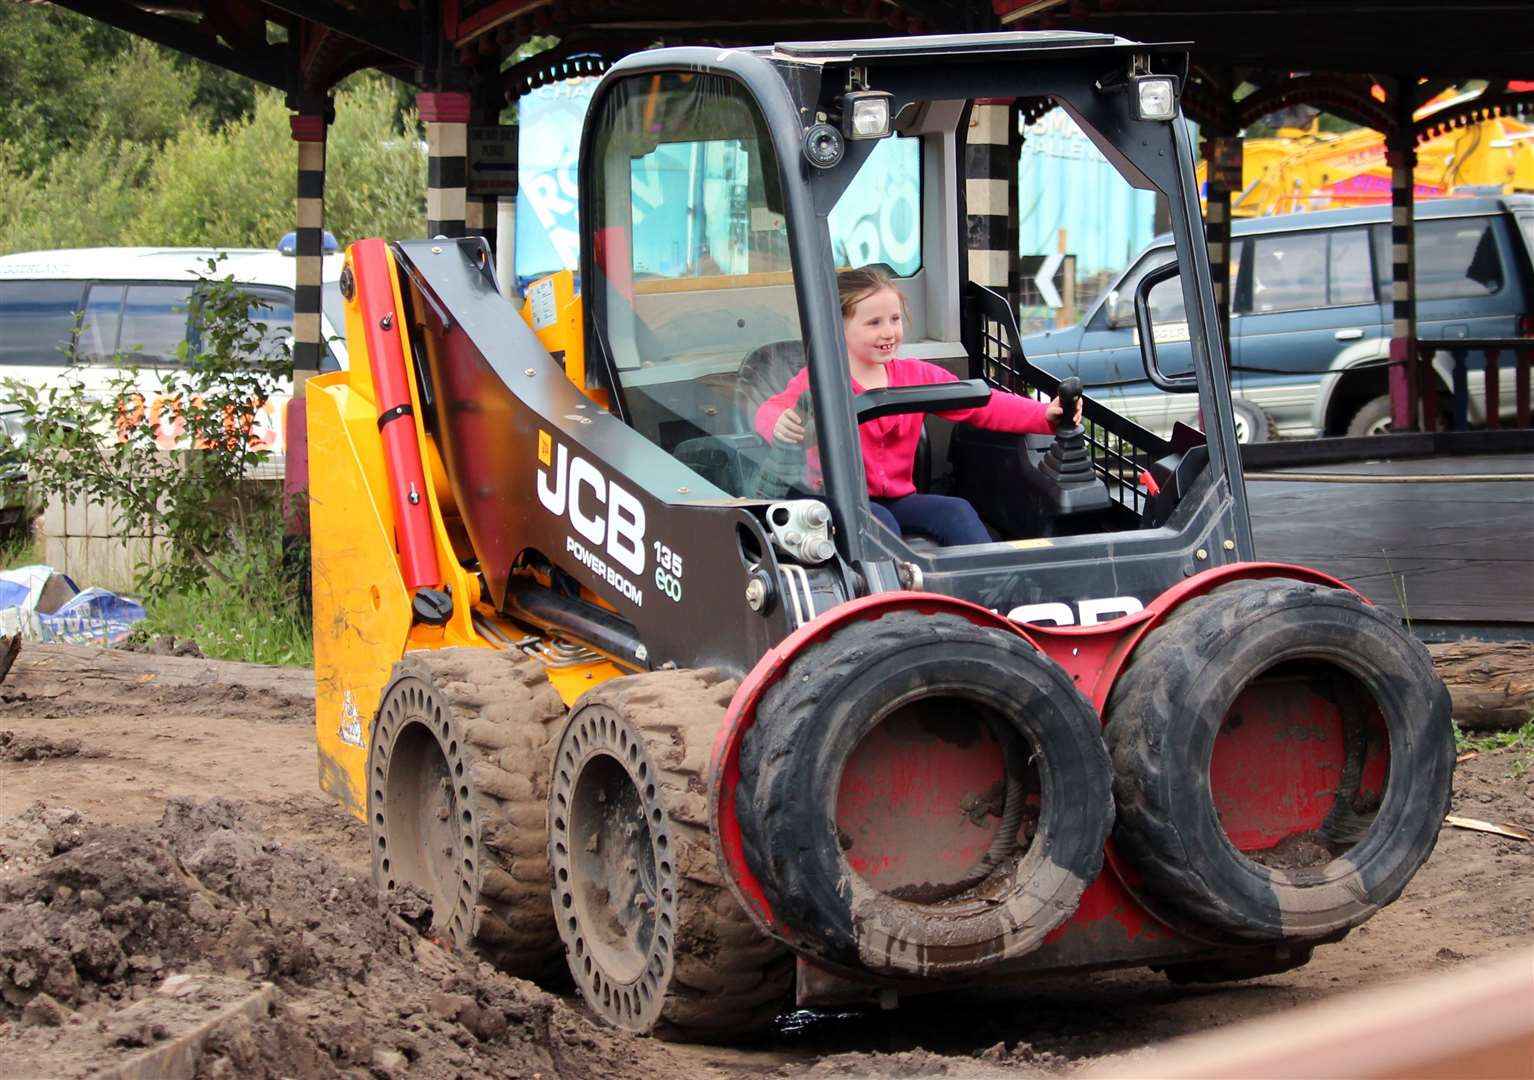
{"left": 0, "top": 282, "right": 83, "bottom": 367}
{"left": 590, "top": 71, "right": 802, "bottom": 497}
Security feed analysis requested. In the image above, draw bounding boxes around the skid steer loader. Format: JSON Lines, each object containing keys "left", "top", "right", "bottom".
{"left": 308, "top": 31, "right": 1453, "bottom": 1042}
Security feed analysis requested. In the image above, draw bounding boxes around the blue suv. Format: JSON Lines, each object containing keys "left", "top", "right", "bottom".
{"left": 1021, "top": 195, "right": 1534, "bottom": 439}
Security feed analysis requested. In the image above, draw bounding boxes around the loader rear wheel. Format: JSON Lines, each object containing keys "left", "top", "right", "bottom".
{"left": 737, "top": 610, "right": 1114, "bottom": 977}
{"left": 548, "top": 669, "right": 793, "bottom": 1043}
{"left": 1105, "top": 578, "right": 1454, "bottom": 943}
{"left": 368, "top": 647, "right": 568, "bottom": 978}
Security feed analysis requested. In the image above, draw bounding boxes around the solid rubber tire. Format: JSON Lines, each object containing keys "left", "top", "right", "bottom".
{"left": 548, "top": 668, "right": 793, "bottom": 1043}
{"left": 368, "top": 647, "right": 568, "bottom": 978}
{"left": 736, "top": 610, "right": 1114, "bottom": 977}
{"left": 1104, "top": 578, "right": 1454, "bottom": 942}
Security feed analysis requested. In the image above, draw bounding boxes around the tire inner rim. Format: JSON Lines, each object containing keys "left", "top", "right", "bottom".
{"left": 1211, "top": 659, "right": 1390, "bottom": 874}
{"left": 568, "top": 752, "right": 659, "bottom": 983}
{"left": 836, "top": 693, "right": 1039, "bottom": 904}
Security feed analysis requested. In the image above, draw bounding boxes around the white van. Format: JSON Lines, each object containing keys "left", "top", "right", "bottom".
{"left": 0, "top": 246, "right": 348, "bottom": 483}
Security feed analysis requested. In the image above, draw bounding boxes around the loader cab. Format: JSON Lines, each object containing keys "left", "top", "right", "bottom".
{"left": 580, "top": 33, "right": 1251, "bottom": 617}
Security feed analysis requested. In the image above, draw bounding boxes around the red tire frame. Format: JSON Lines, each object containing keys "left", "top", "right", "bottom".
{"left": 707, "top": 561, "right": 1355, "bottom": 951}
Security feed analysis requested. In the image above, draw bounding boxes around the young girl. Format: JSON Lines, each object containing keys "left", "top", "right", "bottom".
{"left": 754, "top": 266, "right": 1081, "bottom": 547}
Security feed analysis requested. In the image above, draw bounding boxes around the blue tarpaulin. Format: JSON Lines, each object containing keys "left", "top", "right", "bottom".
{"left": 0, "top": 564, "right": 146, "bottom": 646}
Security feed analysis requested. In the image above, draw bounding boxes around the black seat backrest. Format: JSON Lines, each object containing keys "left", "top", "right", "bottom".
{"left": 733, "top": 337, "right": 932, "bottom": 494}
{"left": 735, "top": 339, "right": 807, "bottom": 432}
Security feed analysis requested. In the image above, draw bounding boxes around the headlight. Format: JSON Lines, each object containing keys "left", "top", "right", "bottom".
{"left": 1129, "top": 75, "right": 1179, "bottom": 122}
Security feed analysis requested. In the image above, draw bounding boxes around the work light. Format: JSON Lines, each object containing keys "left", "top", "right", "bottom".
{"left": 841, "top": 90, "right": 893, "bottom": 139}
{"left": 1129, "top": 75, "right": 1178, "bottom": 122}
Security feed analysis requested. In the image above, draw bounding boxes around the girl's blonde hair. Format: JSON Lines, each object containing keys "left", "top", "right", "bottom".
{"left": 837, "top": 265, "right": 908, "bottom": 320}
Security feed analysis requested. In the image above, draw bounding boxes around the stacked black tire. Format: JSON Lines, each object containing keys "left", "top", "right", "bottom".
{"left": 736, "top": 610, "right": 1115, "bottom": 976}
{"left": 1103, "top": 578, "right": 1454, "bottom": 942}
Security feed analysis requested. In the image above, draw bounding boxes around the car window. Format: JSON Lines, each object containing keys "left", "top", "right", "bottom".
{"left": 1107, "top": 243, "right": 1243, "bottom": 326}
{"left": 1518, "top": 215, "right": 1534, "bottom": 259}
{"left": 243, "top": 286, "right": 295, "bottom": 361}
{"left": 78, "top": 284, "right": 125, "bottom": 363}
{"left": 1105, "top": 249, "right": 1176, "bottom": 327}
{"left": 1250, "top": 231, "right": 1327, "bottom": 313}
{"left": 1328, "top": 228, "right": 1374, "bottom": 306}
{"left": 321, "top": 280, "right": 346, "bottom": 371}
{"left": 118, "top": 284, "right": 193, "bottom": 366}
{"left": 0, "top": 281, "right": 83, "bottom": 366}
{"left": 1417, "top": 218, "right": 1503, "bottom": 300}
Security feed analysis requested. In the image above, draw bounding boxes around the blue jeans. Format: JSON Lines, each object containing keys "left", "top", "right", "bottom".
{"left": 870, "top": 493, "right": 991, "bottom": 547}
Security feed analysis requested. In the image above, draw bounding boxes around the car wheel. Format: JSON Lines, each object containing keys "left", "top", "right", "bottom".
{"left": 1230, "top": 398, "right": 1272, "bottom": 443}
{"left": 1344, "top": 395, "right": 1395, "bottom": 437}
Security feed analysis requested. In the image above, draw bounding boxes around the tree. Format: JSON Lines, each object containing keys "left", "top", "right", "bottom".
{"left": 130, "top": 75, "right": 425, "bottom": 249}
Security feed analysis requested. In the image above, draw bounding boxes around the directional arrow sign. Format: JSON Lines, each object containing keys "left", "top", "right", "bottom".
{"left": 468, "top": 125, "right": 518, "bottom": 196}
{"left": 1033, "top": 250, "right": 1064, "bottom": 308}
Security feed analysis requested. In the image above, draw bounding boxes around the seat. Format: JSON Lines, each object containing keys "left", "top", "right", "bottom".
{"left": 734, "top": 340, "right": 944, "bottom": 551}
{"left": 734, "top": 339, "right": 932, "bottom": 494}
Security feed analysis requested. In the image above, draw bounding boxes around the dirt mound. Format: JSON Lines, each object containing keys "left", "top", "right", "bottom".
{"left": 0, "top": 731, "right": 94, "bottom": 762}
{"left": 0, "top": 798, "right": 680, "bottom": 1079}
{"left": 1, "top": 642, "right": 313, "bottom": 725}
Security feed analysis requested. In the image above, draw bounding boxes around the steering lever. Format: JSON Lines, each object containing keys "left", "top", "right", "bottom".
{"left": 1040, "top": 376, "right": 1095, "bottom": 487}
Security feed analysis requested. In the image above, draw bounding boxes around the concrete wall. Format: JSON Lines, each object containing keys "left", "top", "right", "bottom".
{"left": 40, "top": 494, "right": 162, "bottom": 595}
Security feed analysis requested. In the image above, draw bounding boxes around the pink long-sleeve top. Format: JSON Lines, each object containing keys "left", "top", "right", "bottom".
{"left": 753, "top": 358, "right": 1054, "bottom": 498}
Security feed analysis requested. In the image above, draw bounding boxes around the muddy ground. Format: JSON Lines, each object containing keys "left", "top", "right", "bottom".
{"left": 0, "top": 642, "right": 1530, "bottom": 1079}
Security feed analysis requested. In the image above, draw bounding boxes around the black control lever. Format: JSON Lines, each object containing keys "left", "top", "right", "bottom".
{"left": 1054, "top": 376, "right": 1083, "bottom": 437}
{"left": 1040, "top": 376, "right": 1095, "bottom": 487}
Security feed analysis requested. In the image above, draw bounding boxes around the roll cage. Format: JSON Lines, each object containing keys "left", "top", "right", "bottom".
{"left": 577, "top": 31, "right": 1252, "bottom": 590}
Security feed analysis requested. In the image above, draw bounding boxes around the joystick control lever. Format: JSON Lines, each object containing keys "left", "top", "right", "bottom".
{"left": 1040, "top": 376, "right": 1096, "bottom": 487}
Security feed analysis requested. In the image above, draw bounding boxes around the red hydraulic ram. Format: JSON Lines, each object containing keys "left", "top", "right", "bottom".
{"left": 349, "top": 238, "right": 440, "bottom": 590}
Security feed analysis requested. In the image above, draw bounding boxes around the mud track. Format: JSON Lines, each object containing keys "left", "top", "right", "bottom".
{"left": 1, "top": 642, "right": 1530, "bottom": 1079}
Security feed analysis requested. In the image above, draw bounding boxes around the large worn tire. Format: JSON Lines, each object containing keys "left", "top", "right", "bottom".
{"left": 737, "top": 610, "right": 1114, "bottom": 978}
{"left": 369, "top": 647, "right": 567, "bottom": 978}
{"left": 548, "top": 669, "right": 793, "bottom": 1043}
{"left": 1105, "top": 578, "right": 1454, "bottom": 943}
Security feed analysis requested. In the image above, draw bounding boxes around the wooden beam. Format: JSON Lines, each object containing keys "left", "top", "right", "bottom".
{"left": 53, "top": 0, "right": 290, "bottom": 91}
{"left": 260, "top": 0, "right": 425, "bottom": 67}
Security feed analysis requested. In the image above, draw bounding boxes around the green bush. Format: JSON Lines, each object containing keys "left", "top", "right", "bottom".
{"left": 131, "top": 76, "right": 425, "bottom": 249}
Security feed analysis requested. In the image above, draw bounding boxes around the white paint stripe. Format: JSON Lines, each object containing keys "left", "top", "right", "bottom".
{"left": 968, "top": 249, "right": 1009, "bottom": 288}
{"left": 430, "top": 122, "right": 468, "bottom": 157}
{"left": 964, "top": 178, "right": 1010, "bottom": 216}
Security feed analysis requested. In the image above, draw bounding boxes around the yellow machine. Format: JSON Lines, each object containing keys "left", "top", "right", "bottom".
{"left": 309, "top": 255, "right": 619, "bottom": 815}
{"left": 1200, "top": 91, "right": 1534, "bottom": 217}
{"left": 306, "top": 35, "right": 1453, "bottom": 1045}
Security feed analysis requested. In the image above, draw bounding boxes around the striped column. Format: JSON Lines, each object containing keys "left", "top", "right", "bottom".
{"left": 418, "top": 91, "right": 470, "bottom": 238}
{"left": 289, "top": 112, "right": 329, "bottom": 390}
{"left": 1386, "top": 94, "right": 1419, "bottom": 431}
{"left": 966, "top": 100, "right": 1015, "bottom": 300}
{"left": 1202, "top": 135, "right": 1242, "bottom": 363}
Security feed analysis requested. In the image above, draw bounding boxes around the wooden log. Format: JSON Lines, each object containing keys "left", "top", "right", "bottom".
{"left": 1428, "top": 640, "right": 1534, "bottom": 732}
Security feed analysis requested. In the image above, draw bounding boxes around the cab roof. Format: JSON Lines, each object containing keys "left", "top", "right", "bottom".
{"left": 769, "top": 29, "right": 1129, "bottom": 60}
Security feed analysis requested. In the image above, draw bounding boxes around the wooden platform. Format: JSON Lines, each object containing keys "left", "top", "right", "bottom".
{"left": 1245, "top": 451, "right": 1534, "bottom": 640}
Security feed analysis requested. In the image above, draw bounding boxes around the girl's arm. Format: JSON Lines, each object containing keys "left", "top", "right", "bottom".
{"left": 906, "top": 360, "right": 1055, "bottom": 435}
{"left": 753, "top": 367, "right": 812, "bottom": 442}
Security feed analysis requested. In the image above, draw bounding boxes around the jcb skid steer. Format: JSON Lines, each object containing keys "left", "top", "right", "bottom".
{"left": 308, "top": 31, "right": 1453, "bottom": 1042}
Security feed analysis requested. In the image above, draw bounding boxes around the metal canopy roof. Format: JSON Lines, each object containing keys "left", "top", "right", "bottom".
{"left": 995, "top": 0, "right": 1534, "bottom": 82}
{"left": 50, "top": 1, "right": 1532, "bottom": 106}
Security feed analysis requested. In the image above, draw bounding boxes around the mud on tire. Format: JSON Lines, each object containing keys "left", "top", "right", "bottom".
{"left": 368, "top": 647, "right": 567, "bottom": 978}
{"left": 547, "top": 668, "right": 793, "bottom": 1043}
{"left": 1105, "top": 578, "right": 1454, "bottom": 942}
{"left": 736, "top": 610, "right": 1114, "bottom": 977}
